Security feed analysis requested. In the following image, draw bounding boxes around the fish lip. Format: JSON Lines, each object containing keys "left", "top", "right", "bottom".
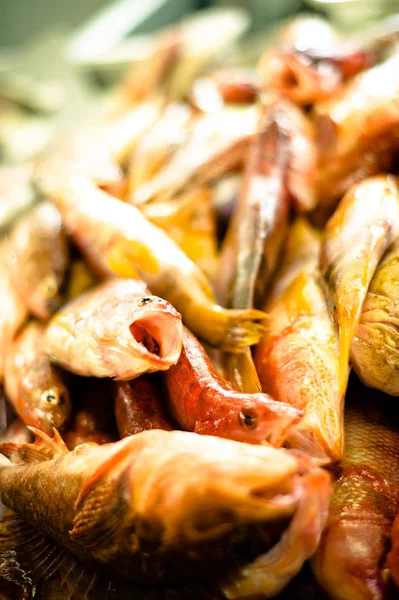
{"left": 128, "top": 307, "right": 183, "bottom": 367}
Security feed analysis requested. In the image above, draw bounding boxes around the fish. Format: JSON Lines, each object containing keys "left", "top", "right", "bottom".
{"left": 131, "top": 104, "right": 259, "bottom": 206}
{"left": 107, "top": 28, "right": 182, "bottom": 116}
{"left": 4, "top": 321, "right": 71, "bottom": 436}
{"left": 45, "top": 278, "right": 183, "bottom": 380}
{"left": 315, "top": 51, "right": 399, "bottom": 164}
{"left": 190, "top": 69, "right": 258, "bottom": 111}
{"left": 164, "top": 327, "right": 302, "bottom": 446}
{"left": 312, "top": 384, "right": 399, "bottom": 600}
{"left": 388, "top": 515, "right": 399, "bottom": 589}
{"left": 320, "top": 174, "right": 399, "bottom": 391}
{"left": 258, "top": 49, "right": 342, "bottom": 105}
{"left": 351, "top": 237, "right": 399, "bottom": 395}
{"left": 54, "top": 176, "right": 265, "bottom": 351}
{"left": 6, "top": 202, "right": 69, "bottom": 321}
{"left": 254, "top": 218, "right": 343, "bottom": 462}
{"left": 0, "top": 164, "right": 35, "bottom": 234}
{"left": 64, "top": 378, "right": 116, "bottom": 449}
{"left": 218, "top": 98, "right": 291, "bottom": 315}
{"left": 0, "top": 427, "right": 331, "bottom": 598}
{"left": 127, "top": 102, "right": 193, "bottom": 196}
{"left": 217, "top": 99, "right": 291, "bottom": 392}
{"left": 113, "top": 376, "right": 173, "bottom": 437}
{"left": 141, "top": 187, "right": 218, "bottom": 279}
{"left": 0, "top": 243, "right": 27, "bottom": 383}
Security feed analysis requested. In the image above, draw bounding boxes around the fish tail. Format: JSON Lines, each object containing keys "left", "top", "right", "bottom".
{"left": 221, "top": 308, "right": 267, "bottom": 352}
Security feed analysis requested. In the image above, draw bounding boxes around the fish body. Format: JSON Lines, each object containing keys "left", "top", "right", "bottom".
{"left": 164, "top": 327, "right": 302, "bottom": 446}
{"left": 315, "top": 51, "right": 399, "bottom": 161}
{"left": 321, "top": 175, "right": 399, "bottom": 390}
{"left": 0, "top": 428, "right": 331, "bottom": 596}
{"left": 132, "top": 105, "right": 259, "bottom": 206}
{"left": 352, "top": 238, "right": 399, "bottom": 394}
{"left": 142, "top": 187, "right": 218, "bottom": 279}
{"left": 312, "top": 390, "right": 399, "bottom": 600}
{"left": 54, "top": 177, "right": 265, "bottom": 351}
{"left": 0, "top": 244, "right": 27, "bottom": 383}
{"left": 4, "top": 321, "right": 71, "bottom": 435}
{"left": 45, "top": 278, "right": 183, "bottom": 380}
{"left": 6, "top": 202, "right": 69, "bottom": 320}
{"left": 114, "top": 376, "right": 173, "bottom": 437}
{"left": 254, "top": 219, "right": 342, "bottom": 462}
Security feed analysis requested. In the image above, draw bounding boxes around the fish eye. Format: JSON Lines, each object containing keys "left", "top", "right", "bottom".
{"left": 40, "top": 389, "right": 60, "bottom": 409}
{"left": 239, "top": 411, "right": 258, "bottom": 429}
{"left": 41, "top": 275, "right": 57, "bottom": 298}
{"left": 137, "top": 297, "right": 152, "bottom": 307}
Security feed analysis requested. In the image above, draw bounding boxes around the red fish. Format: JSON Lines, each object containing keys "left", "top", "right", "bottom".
{"left": 114, "top": 376, "right": 173, "bottom": 437}
{"left": 164, "top": 327, "right": 302, "bottom": 446}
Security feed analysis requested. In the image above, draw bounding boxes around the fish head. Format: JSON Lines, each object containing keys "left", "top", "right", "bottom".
{"left": 122, "top": 431, "right": 299, "bottom": 547}
{"left": 111, "top": 295, "right": 183, "bottom": 379}
{"left": 196, "top": 392, "right": 302, "bottom": 446}
{"left": 33, "top": 383, "right": 72, "bottom": 435}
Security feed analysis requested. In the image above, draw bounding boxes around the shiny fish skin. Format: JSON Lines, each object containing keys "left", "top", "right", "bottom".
{"left": 45, "top": 278, "right": 183, "bottom": 380}
{"left": 114, "top": 376, "right": 173, "bottom": 437}
{"left": 54, "top": 176, "right": 265, "bottom": 351}
{"left": 164, "top": 327, "right": 303, "bottom": 446}
{"left": 254, "top": 219, "right": 343, "bottom": 462}
{"left": 312, "top": 389, "right": 399, "bottom": 600}
{"left": 6, "top": 202, "right": 69, "bottom": 321}
{"left": 0, "top": 428, "right": 330, "bottom": 595}
{"left": 321, "top": 175, "right": 399, "bottom": 391}
{"left": 352, "top": 237, "right": 399, "bottom": 395}
{"left": 4, "top": 321, "right": 71, "bottom": 436}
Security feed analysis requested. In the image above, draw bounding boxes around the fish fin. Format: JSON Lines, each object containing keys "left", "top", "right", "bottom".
{"left": 28, "top": 427, "right": 69, "bottom": 457}
{"left": 70, "top": 479, "right": 121, "bottom": 552}
{"left": 0, "top": 428, "right": 68, "bottom": 464}
{"left": 74, "top": 437, "right": 135, "bottom": 509}
{"left": 59, "top": 556, "right": 131, "bottom": 600}
{"left": 222, "top": 309, "right": 267, "bottom": 352}
{"left": 0, "top": 514, "right": 70, "bottom": 584}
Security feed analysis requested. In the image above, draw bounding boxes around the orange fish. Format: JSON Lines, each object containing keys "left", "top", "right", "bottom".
{"left": 4, "top": 321, "right": 71, "bottom": 435}
{"left": 254, "top": 218, "right": 343, "bottom": 462}
{"left": 54, "top": 177, "right": 265, "bottom": 351}
{"left": 0, "top": 428, "right": 331, "bottom": 598}
{"left": 45, "top": 279, "right": 183, "bottom": 380}
{"left": 312, "top": 389, "right": 399, "bottom": 600}
{"left": 321, "top": 175, "right": 399, "bottom": 391}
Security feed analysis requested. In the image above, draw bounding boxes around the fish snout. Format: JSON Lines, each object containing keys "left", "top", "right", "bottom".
{"left": 128, "top": 295, "right": 183, "bottom": 365}
{"left": 239, "top": 394, "right": 303, "bottom": 447}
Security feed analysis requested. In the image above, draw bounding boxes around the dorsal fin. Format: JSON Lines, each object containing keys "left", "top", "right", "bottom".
{"left": 28, "top": 427, "right": 69, "bottom": 457}
{"left": 0, "top": 428, "right": 68, "bottom": 465}
{"left": 74, "top": 437, "right": 135, "bottom": 509}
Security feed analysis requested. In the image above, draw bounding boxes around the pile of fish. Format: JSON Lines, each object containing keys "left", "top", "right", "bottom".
{"left": 1, "top": 14, "right": 399, "bottom": 600}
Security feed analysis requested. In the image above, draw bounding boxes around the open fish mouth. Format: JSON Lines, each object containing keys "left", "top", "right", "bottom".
{"left": 129, "top": 308, "right": 183, "bottom": 366}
